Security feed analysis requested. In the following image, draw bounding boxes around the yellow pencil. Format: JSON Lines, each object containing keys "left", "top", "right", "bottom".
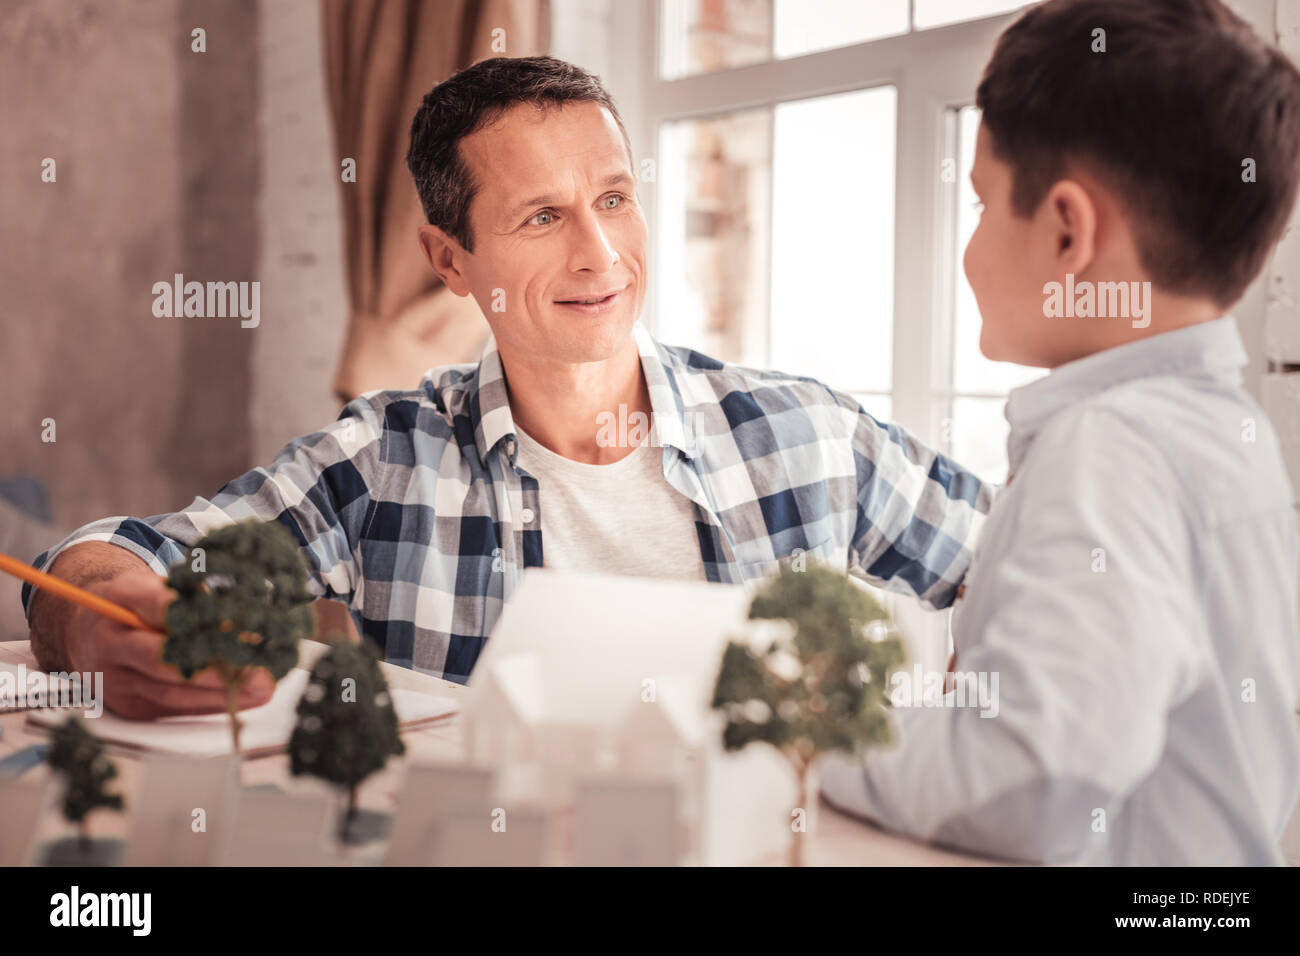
{"left": 0, "top": 551, "right": 164, "bottom": 634}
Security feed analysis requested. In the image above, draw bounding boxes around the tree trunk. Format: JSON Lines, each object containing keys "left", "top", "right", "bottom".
{"left": 78, "top": 820, "right": 91, "bottom": 858}
{"left": 341, "top": 785, "right": 359, "bottom": 841}
{"left": 218, "top": 663, "right": 245, "bottom": 755}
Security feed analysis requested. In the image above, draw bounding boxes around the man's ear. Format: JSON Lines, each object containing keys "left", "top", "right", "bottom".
{"left": 1042, "top": 179, "right": 1097, "bottom": 276}
{"left": 418, "top": 224, "right": 472, "bottom": 296}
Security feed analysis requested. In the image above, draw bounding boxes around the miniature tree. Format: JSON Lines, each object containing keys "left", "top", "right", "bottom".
{"left": 163, "top": 519, "right": 316, "bottom": 754}
{"left": 288, "top": 636, "right": 406, "bottom": 841}
{"left": 711, "top": 561, "right": 905, "bottom": 867}
{"left": 47, "top": 716, "right": 124, "bottom": 855}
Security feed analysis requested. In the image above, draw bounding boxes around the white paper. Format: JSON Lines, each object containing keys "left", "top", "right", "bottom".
{"left": 27, "top": 667, "right": 457, "bottom": 757}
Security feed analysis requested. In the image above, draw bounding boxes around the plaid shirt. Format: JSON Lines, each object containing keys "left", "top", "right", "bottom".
{"left": 23, "top": 324, "right": 991, "bottom": 682}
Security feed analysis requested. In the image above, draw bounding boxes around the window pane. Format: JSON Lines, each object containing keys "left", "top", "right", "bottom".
{"left": 770, "top": 87, "right": 896, "bottom": 394}
{"left": 775, "top": 0, "right": 908, "bottom": 59}
{"left": 940, "top": 396, "right": 1011, "bottom": 485}
{"left": 660, "top": 0, "right": 772, "bottom": 80}
{"left": 913, "top": 0, "right": 1033, "bottom": 30}
{"left": 657, "top": 109, "right": 772, "bottom": 364}
{"left": 661, "top": 0, "right": 912, "bottom": 79}
{"left": 951, "top": 105, "right": 1044, "bottom": 394}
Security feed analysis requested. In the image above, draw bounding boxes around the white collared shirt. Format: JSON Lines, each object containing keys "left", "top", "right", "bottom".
{"left": 821, "top": 317, "right": 1300, "bottom": 864}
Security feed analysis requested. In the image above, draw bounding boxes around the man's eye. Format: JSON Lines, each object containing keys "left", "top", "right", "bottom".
{"left": 601, "top": 194, "right": 623, "bottom": 210}
{"left": 528, "top": 210, "right": 555, "bottom": 227}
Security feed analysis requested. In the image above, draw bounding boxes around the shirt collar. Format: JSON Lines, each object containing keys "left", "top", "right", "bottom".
{"left": 469, "top": 321, "right": 699, "bottom": 466}
{"left": 1004, "top": 316, "right": 1248, "bottom": 475}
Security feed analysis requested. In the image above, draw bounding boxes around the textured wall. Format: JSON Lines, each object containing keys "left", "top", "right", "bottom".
{"left": 253, "top": 0, "right": 349, "bottom": 465}
{"left": 0, "top": 0, "right": 258, "bottom": 532}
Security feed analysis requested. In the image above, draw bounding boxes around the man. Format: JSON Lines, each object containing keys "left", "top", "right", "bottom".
{"left": 24, "top": 56, "right": 990, "bottom": 719}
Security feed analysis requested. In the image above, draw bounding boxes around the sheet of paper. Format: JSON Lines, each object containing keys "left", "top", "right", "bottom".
{"left": 26, "top": 667, "right": 458, "bottom": 757}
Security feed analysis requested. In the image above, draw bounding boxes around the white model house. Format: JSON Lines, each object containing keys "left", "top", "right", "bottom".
{"left": 460, "top": 570, "right": 796, "bottom": 866}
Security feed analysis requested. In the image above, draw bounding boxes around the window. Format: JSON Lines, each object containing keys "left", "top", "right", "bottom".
{"left": 652, "top": 0, "right": 1037, "bottom": 483}
{"left": 936, "top": 105, "right": 1044, "bottom": 484}
{"left": 639, "top": 0, "right": 1041, "bottom": 666}
{"left": 657, "top": 86, "right": 898, "bottom": 424}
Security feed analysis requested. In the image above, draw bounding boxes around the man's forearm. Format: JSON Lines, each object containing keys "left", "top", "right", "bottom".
{"left": 27, "top": 541, "right": 150, "bottom": 671}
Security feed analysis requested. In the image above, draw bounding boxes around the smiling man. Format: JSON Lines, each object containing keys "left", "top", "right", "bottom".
{"left": 24, "top": 57, "right": 990, "bottom": 718}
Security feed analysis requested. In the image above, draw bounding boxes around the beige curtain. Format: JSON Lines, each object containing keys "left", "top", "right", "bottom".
{"left": 322, "top": 0, "right": 550, "bottom": 401}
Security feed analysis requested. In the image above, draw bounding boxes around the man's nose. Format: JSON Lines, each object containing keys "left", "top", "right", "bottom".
{"left": 567, "top": 210, "right": 619, "bottom": 274}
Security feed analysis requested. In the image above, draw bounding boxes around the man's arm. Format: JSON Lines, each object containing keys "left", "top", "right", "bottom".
{"left": 28, "top": 541, "right": 150, "bottom": 672}
{"left": 21, "top": 396, "right": 386, "bottom": 717}
{"left": 847, "top": 407, "right": 994, "bottom": 609}
{"left": 822, "top": 409, "right": 1199, "bottom": 862}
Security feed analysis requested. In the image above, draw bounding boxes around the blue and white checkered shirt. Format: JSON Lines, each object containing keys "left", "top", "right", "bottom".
{"left": 23, "top": 324, "right": 991, "bottom": 682}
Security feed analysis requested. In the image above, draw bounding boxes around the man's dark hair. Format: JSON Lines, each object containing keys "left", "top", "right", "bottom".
{"left": 976, "top": 0, "right": 1300, "bottom": 306}
{"left": 407, "top": 56, "right": 629, "bottom": 253}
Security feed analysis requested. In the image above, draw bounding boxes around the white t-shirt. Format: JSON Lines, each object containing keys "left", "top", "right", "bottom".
{"left": 513, "top": 425, "right": 706, "bottom": 581}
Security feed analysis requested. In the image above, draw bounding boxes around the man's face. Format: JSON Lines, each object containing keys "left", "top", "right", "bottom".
{"left": 450, "top": 101, "right": 646, "bottom": 366}
{"left": 962, "top": 123, "right": 1057, "bottom": 367}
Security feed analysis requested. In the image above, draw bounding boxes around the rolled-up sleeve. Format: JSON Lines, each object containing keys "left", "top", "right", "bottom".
{"left": 848, "top": 408, "right": 994, "bottom": 610}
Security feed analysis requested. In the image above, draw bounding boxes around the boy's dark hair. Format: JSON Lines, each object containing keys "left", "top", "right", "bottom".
{"left": 407, "top": 56, "right": 629, "bottom": 253}
{"left": 976, "top": 0, "right": 1300, "bottom": 306}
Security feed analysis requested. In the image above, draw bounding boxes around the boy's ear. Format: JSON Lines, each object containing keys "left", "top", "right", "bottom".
{"left": 1043, "top": 179, "right": 1097, "bottom": 275}
{"left": 417, "top": 224, "right": 472, "bottom": 296}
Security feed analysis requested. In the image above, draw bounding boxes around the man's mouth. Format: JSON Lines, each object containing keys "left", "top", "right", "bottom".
{"left": 554, "top": 287, "right": 625, "bottom": 314}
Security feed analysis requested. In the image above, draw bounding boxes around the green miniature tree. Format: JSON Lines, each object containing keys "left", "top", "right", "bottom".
{"left": 163, "top": 519, "right": 316, "bottom": 753}
{"left": 288, "top": 636, "right": 406, "bottom": 841}
{"left": 47, "top": 716, "right": 124, "bottom": 855}
{"left": 711, "top": 561, "right": 906, "bottom": 867}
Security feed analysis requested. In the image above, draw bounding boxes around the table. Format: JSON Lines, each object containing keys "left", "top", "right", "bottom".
{"left": 0, "top": 639, "right": 996, "bottom": 866}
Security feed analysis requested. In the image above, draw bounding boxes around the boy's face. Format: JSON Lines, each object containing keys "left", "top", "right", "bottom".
{"left": 963, "top": 123, "right": 1062, "bottom": 368}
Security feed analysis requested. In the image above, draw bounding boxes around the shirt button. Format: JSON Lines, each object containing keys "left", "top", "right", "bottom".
{"left": 519, "top": 508, "right": 536, "bottom": 524}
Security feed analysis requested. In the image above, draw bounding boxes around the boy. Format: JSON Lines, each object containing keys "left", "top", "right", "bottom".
{"left": 820, "top": 0, "right": 1300, "bottom": 864}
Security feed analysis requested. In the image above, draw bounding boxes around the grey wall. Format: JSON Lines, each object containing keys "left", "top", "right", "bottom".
{"left": 0, "top": 0, "right": 260, "bottom": 531}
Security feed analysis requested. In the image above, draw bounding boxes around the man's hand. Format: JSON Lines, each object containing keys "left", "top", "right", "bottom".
{"left": 72, "top": 571, "right": 275, "bottom": 719}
